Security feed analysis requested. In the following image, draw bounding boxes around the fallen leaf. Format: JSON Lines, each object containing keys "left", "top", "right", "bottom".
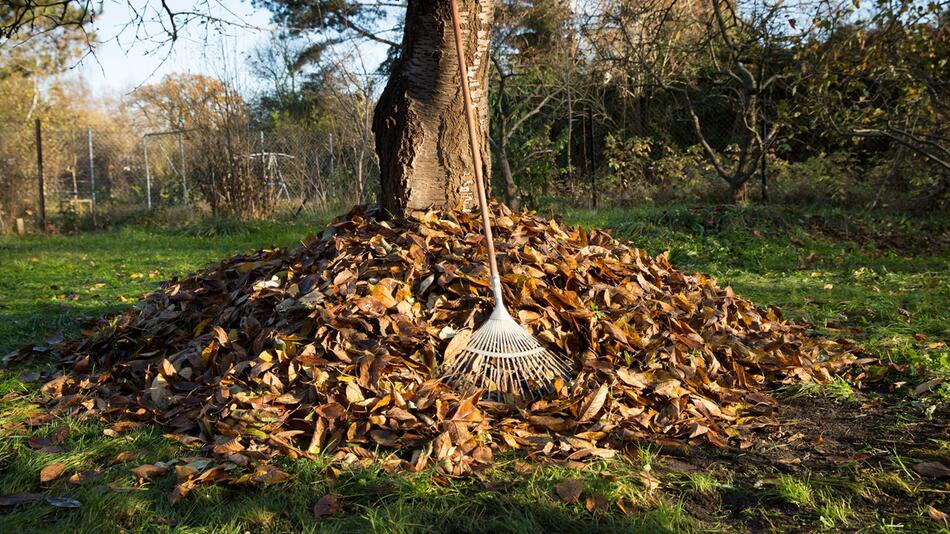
{"left": 313, "top": 495, "right": 341, "bottom": 518}
{"left": 112, "top": 451, "right": 136, "bottom": 464}
{"left": 316, "top": 402, "right": 346, "bottom": 420}
{"left": 914, "top": 377, "right": 943, "bottom": 395}
{"left": 555, "top": 479, "right": 583, "bottom": 504}
{"left": 10, "top": 204, "right": 869, "bottom": 491}
{"left": 585, "top": 494, "right": 609, "bottom": 513}
{"left": 131, "top": 464, "right": 169, "bottom": 480}
{"left": 914, "top": 461, "right": 950, "bottom": 479}
{"left": 245, "top": 465, "right": 291, "bottom": 486}
{"left": 577, "top": 383, "right": 609, "bottom": 422}
{"left": 0, "top": 493, "right": 44, "bottom": 507}
{"left": 68, "top": 470, "right": 101, "bottom": 485}
{"left": 928, "top": 505, "right": 949, "bottom": 527}
{"left": 345, "top": 382, "right": 365, "bottom": 403}
{"left": 175, "top": 465, "right": 199, "bottom": 481}
{"left": 370, "top": 429, "right": 398, "bottom": 446}
{"left": 48, "top": 425, "right": 69, "bottom": 444}
{"left": 40, "top": 462, "right": 66, "bottom": 483}
{"left": 45, "top": 496, "right": 81, "bottom": 508}
{"left": 443, "top": 329, "right": 473, "bottom": 364}
{"left": 637, "top": 471, "right": 661, "bottom": 492}
{"left": 27, "top": 437, "right": 50, "bottom": 449}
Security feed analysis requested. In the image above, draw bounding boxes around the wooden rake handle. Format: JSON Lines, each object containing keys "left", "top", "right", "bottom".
{"left": 449, "top": 0, "right": 502, "bottom": 290}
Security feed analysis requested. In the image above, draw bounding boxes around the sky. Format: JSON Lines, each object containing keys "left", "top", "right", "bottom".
{"left": 74, "top": 0, "right": 273, "bottom": 97}
{"left": 72, "top": 0, "right": 390, "bottom": 98}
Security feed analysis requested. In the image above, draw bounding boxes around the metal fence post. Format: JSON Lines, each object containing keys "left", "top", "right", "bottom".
{"left": 143, "top": 139, "right": 152, "bottom": 210}
{"left": 588, "top": 104, "right": 597, "bottom": 209}
{"left": 178, "top": 131, "right": 188, "bottom": 205}
{"left": 328, "top": 132, "right": 334, "bottom": 176}
{"left": 760, "top": 118, "right": 769, "bottom": 202}
{"left": 35, "top": 118, "right": 45, "bottom": 230}
{"left": 88, "top": 128, "right": 97, "bottom": 227}
{"left": 260, "top": 130, "right": 267, "bottom": 206}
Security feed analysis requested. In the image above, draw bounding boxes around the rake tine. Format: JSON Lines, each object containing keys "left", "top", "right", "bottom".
{"left": 439, "top": 0, "right": 576, "bottom": 403}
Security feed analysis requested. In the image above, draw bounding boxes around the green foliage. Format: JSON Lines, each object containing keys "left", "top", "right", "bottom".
{"left": 772, "top": 475, "right": 815, "bottom": 507}
{"left": 796, "top": 0, "right": 949, "bottom": 179}
{"left": 604, "top": 136, "right": 714, "bottom": 202}
{"left": 770, "top": 152, "right": 858, "bottom": 204}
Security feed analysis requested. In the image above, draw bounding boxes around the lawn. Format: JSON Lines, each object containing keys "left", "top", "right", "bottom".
{"left": 0, "top": 204, "right": 947, "bottom": 533}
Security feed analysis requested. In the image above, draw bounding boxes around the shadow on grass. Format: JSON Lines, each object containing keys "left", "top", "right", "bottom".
{"left": 0, "top": 301, "right": 130, "bottom": 356}
{"left": 0, "top": 418, "right": 687, "bottom": 534}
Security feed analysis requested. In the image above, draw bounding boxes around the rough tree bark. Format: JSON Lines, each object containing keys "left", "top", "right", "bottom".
{"left": 373, "top": 0, "right": 493, "bottom": 216}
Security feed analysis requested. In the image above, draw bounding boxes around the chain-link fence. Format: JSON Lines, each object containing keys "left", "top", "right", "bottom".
{"left": 0, "top": 121, "right": 376, "bottom": 232}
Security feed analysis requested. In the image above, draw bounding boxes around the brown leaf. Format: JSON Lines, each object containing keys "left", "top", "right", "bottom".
{"left": 637, "top": 471, "right": 661, "bottom": 493}
{"left": 27, "top": 436, "right": 50, "bottom": 449}
{"left": 313, "top": 495, "right": 341, "bottom": 518}
{"left": 653, "top": 379, "right": 689, "bottom": 399}
{"left": 370, "top": 429, "right": 398, "bottom": 446}
{"left": 48, "top": 425, "right": 70, "bottom": 444}
{"left": 345, "top": 381, "right": 365, "bottom": 403}
{"left": 0, "top": 493, "right": 44, "bottom": 507}
{"left": 169, "top": 482, "right": 193, "bottom": 505}
{"left": 159, "top": 358, "right": 176, "bottom": 378}
{"left": 514, "top": 460, "right": 533, "bottom": 475}
{"left": 585, "top": 494, "right": 609, "bottom": 513}
{"left": 111, "top": 451, "right": 136, "bottom": 464}
{"left": 316, "top": 402, "right": 346, "bottom": 420}
{"left": 443, "top": 329, "right": 473, "bottom": 364}
{"left": 528, "top": 415, "right": 570, "bottom": 432}
{"left": 212, "top": 325, "right": 229, "bottom": 345}
{"left": 68, "top": 470, "right": 101, "bottom": 485}
{"left": 928, "top": 505, "right": 949, "bottom": 527}
{"left": 22, "top": 204, "right": 869, "bottom": 490}
{"left": 212, "top": 437, "right": 244, "bottom": 455}
{"left": 39, "top": 462, "right": 65, "bottom": 483}
{"left": 175, "top": 465, "right": 199, "bottom": 481}
{"left": 555, "top": 479, "right": 583, "bottom": 504}
{"left": 245, "top": 465, "right": 291, "bottom": 486}
{"left": 578, "top": 383, "right": 609, "bottom": 422}
{"left": 616, "top": 368, "right": 649, "bottom": 388}
{"left": 914, "top": 377, "right": 943, "bottom": 394}
{"left": 914, "top": 461, "right": 950, "bottom": 479}
{"left": 131, "top": 464, "right": 169, "bottom": 480}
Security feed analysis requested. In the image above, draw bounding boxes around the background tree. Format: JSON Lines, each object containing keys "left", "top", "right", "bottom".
{"left": 257, "top": 0, "right": 493, "bottom": 216}
{"left": 489, "top": 0, "right": 571, "bottom": 210}
{"left": 0, "top": 1, "right": 93, "bottom": 228}
{"left": 802, "top": 0, "right": 949, "bottom": 201}
{"left": 668, "top": 0, "right": 786, "bottom": 202}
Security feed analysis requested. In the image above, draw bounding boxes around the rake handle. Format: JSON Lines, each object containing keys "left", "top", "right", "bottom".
{"left": 449, "top": 0, "right": 504, "bottom": 306}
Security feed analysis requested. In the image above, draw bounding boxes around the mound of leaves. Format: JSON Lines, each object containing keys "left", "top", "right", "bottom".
{"left": 12, "top": 205, "right": 864, "bottom": 480}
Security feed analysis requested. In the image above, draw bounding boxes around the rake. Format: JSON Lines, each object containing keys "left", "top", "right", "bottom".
{"left": 440, "top": 0, "right": 575, "bottom": 402}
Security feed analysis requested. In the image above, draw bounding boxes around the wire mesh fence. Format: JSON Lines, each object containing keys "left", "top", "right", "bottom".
{"left": 1, "top": 121, "right": 376, "bottom": 232}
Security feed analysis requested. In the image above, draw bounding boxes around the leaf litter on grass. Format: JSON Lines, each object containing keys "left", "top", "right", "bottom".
{"left": 4, "top": 205, "right": 874, "bottom": 501}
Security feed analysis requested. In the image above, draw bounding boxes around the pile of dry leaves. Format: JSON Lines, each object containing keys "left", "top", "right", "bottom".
{"left": 11, "top": 205, "right": 866, "bottom": 484}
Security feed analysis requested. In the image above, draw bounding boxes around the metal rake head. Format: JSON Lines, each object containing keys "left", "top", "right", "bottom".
{"left": 441, "top": 305, "right": 575, "bottom": 402}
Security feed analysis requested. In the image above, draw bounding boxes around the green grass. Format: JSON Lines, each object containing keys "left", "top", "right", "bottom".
{"left": 0, "top": 203, "right": 947, "bottom": 532}
{"left": 772, "top": 475, "right": 815, "bottom": 507}
{"left": 682, "top": 473, "right": 723, "bottom": 494}
{"left": 0, "top": 217, "right": 332, "bottom": 356}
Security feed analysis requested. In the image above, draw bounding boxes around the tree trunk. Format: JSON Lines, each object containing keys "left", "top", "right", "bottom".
{"left": 730, "top": 180, "right": 748, "bottom": 203}
{"left": 373, "top": 0, "right": 493, "bottom": 216}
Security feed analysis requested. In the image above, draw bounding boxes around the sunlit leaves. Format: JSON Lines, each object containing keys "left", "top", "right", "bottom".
{"left": 19, "top": 204, "right": 862, "bottom": 497}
